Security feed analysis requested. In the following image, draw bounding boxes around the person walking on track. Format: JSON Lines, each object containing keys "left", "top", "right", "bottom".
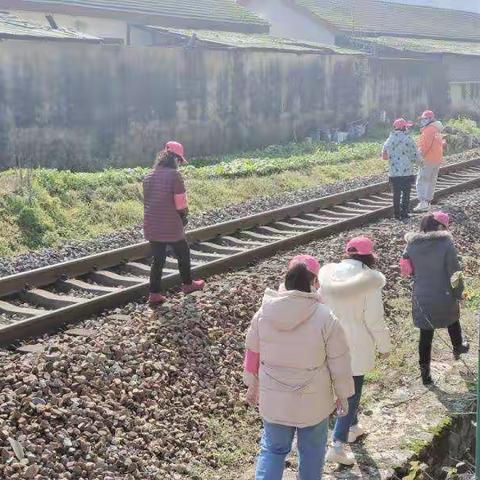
{"left": 143, "top": 141, "right": 205, "bottom": 306}
{"left": 244, "top": 255, "right": 354, "bottom": 480}
{"left": 414, "top": 110, "right": 445, "bottom": 212}
{"left": 382, "top": 118, "right": 421, "bottom": 220}
{"left": 400, "top": 212, "right": 469, "bottom": 385}
{"left": 319, "top": 236, "right": 392, "bottom": 466}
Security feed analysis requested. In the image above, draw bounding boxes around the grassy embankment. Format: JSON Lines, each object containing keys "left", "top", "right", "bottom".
{"left": 0, "top": 118, "right": 477, "bottom": 257}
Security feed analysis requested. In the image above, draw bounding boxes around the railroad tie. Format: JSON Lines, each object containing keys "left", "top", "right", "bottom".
{"left": 20, "top": 289, "right": 86, "bottom": 309}
{"left": 56, "top": 278, "right": 118, "bottom": 295}
{"left": 273, "top": 221, "right": 315, "bottom": 231}
{"left": 219, "top": 235, "right": 268, "bottom": 247}
{"left": 195, "top": 241, "right": 247, "bottom": 255}
{"left": 90, "top": 271, "right": 145, "bottom": 288}
{"left": 0, "top": 300, "right": 44, "bottom": 318}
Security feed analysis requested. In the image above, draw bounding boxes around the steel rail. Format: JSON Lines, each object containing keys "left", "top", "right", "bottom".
{"left": 1, "top": 157, "right": 480, "bottom": 346}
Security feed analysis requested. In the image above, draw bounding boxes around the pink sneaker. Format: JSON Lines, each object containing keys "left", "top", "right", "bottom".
{"left": 182, "top": 279, "right": 205, "bottom": 294}
{"left": 148, "top": 293, "right": 167, "bottom": 306}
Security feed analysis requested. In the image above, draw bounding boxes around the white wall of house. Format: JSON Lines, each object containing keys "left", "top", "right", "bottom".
{"left": 10, "top": 9, "right": 128, "bottom": 42}
{"left": 245, "top": 0, "right": 336, "bottom": 44}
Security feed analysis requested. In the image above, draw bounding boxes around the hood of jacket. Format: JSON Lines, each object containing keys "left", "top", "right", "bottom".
{"left": 405, "top": 230, "right": 452, "bottom": 244}
{"left": 259, "top": 288, "right": 322, "bottom": 332}
{"left": 388, "top": 130, "right": 411, "bottom": 141}
{"left": 319, "top": 259, "right": 385, "bottom": 298}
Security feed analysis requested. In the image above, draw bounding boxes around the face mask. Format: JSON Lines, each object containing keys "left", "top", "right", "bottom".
{"left": 420, "top": 118, "right": 431, "bottom": 128}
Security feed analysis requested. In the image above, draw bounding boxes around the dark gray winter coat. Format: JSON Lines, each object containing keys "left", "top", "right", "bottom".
{"left": 403, "top": 231, "right": 462, "bottom": 330}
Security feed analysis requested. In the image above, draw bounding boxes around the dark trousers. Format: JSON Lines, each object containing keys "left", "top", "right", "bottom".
{"left": 149, "top": 240, "right": 192, "bottom": 293}
{"left": 390, "top": 176, "right": 414, "bottom": 219}
{"left": 419, "top": 321, "right": 464, "bottom": 365}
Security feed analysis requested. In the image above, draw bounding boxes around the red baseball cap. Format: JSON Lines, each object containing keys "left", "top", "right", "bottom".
{"left": 165, "top": 141, "right": 187, "bottom": 164}
{"left": 421, "top": 110, "right": 435, "bottom": 120}
{"left": 288, "top": 255, "right": 320, "bottom": 276}
{"left": 345, "top": 236, "right": 375, "bottom": 256}
{"left": 393, "top": 118, "right": 414, "bottom": 130}
{"left": 433, "top": 211, "right": 450, "bottom": 229}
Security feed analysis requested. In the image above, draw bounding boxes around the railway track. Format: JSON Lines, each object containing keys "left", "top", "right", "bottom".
{"left": 1, "top": 157, "right": 480, "bottom": 347}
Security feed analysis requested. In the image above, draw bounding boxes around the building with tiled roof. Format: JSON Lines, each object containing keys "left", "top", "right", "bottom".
{"left": 133, "top": 25, "right": 361, "bottom": 53}
{"left": 0, "top": 11, "right": 100, "bottom": 41}
{"left": 344, "top": 36, "right": 480, "bottom": 58}
{"left": 241, "top": 0, "right": 480, "bottom": 44}
{"left": 338, "top": 34, "right": 480, "bottom": 117}
{"left": 0, "top": 0, "right": 269, "bottom": 44}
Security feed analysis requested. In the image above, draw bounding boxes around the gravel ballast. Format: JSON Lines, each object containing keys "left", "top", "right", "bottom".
{"left": 1, "top": 183, "right": 479, "bottom": 479}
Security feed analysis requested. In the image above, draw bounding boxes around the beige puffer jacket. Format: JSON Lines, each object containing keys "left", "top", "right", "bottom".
{"left": 244, "top": 288, "right": 354, "bottom": 428}
{"left": 319, "top": 259, "right": 392, "bottom": 376}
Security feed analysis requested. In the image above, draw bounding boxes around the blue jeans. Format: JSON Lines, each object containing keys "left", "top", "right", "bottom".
{"left": 255, "top": 419, "right": 328, "bottom": 480}
{"left": 332, "top": 375, "right": 365, "bottom": 443}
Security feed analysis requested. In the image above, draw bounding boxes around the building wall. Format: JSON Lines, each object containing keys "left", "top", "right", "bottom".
{"left": 442, "top": 55, "right": 480, "bottom": 115}
{"left": 244, "top": 0, "right": 336, "bottom": 45}
{"left": 10, "top": 9, "right": 128, "bottom": 42}
{"left": 0, "top": 42, "right": 447, "bottom": 170}
{"left": 367, "top": 57, "right": 448, "bottom": 118}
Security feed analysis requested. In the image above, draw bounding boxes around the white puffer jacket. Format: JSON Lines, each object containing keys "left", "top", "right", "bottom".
{"left": 319, "top": 259, "right": 392, "bottom": 376}
{"left": 244, "top": 288, "right": 354, "bottom": 428}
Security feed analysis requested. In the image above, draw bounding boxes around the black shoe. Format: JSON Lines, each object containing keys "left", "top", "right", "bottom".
{"left": 453, "top": 342, "right": 470, "bottom": 360}
{"left": 420, "top": 364, "right": 433, "bottom": 386}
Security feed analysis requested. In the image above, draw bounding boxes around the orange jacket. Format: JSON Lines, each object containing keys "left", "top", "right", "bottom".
{"left": 418, "top": 121, "right": 444, "bottom": 164}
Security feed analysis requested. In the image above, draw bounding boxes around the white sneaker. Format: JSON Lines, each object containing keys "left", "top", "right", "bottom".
{"left": 326, "top": 441, "right": 355, "bottom": 466}
{"left": 348, "top": 424, "right": 365, "bottom": 443}
{"left": 413, "top": 201, "right": 430, "bottom": 212}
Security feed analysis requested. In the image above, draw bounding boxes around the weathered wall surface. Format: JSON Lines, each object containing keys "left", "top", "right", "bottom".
{"left": 443, "top": 55, "right": 480, "bottom": 117}
{"left": 0, "top": 42, "right": 446, "bottom": 170}
{"left": 367, "top": 57, "right": 449, "bottom": 118}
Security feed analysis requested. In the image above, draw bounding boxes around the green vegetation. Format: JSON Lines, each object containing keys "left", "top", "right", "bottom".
{"left": 0, "top": 169, "right": 144, "bottom": 256}
{"left": 447, "top": 117, "right": 480, "bottom": 136}
{"left": 0, "top": 118, "right": 478, "bottom": 257}
{"left": 185, "top": 141, "right": 382, "bottom": 179}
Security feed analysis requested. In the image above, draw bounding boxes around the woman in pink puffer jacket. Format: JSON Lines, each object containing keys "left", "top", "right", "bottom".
{"left": 244, "top": 255, "right": 354, "bottom": 480}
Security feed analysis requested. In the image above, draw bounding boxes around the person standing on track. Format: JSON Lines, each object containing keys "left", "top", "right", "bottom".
{"left": 400, "top": 212, "right": 469, "bottom": 385}
{"left": 414, "top": 110, "right": 445, "bottom": 212}
{"left": 319, "top": 237, "right": 392, "bottom": 466}
{"left": 143, "top": 141, "right": 205, "bottom": 306}
{"left": 382, "top": 118, "right": 421, "bottom": 220}
{"left": 244, "top": 255, "right": 354, "bottom": 480}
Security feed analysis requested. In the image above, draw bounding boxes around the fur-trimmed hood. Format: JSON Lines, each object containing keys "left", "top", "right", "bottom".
{"left": 405, "top": 230, "right": 452, "bottom": 244}
{"left": 319, "top": 259, "right": 386, "bottom": 298}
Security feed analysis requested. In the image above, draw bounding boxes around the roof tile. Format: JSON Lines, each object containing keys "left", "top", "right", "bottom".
{"left": 12, "top": 0, "right": 269, "bottom": 31}
{"left": 147, "top": 26, "right": 360, "bottom": 53}
{"left": 0, "top": 12, "right": 100, "bottom": 40}
{"left": 294, "top": 0, "right": 480, "bottom": 41}
{"left": 350, "top": 35, "right": 480, "bottom": 57}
